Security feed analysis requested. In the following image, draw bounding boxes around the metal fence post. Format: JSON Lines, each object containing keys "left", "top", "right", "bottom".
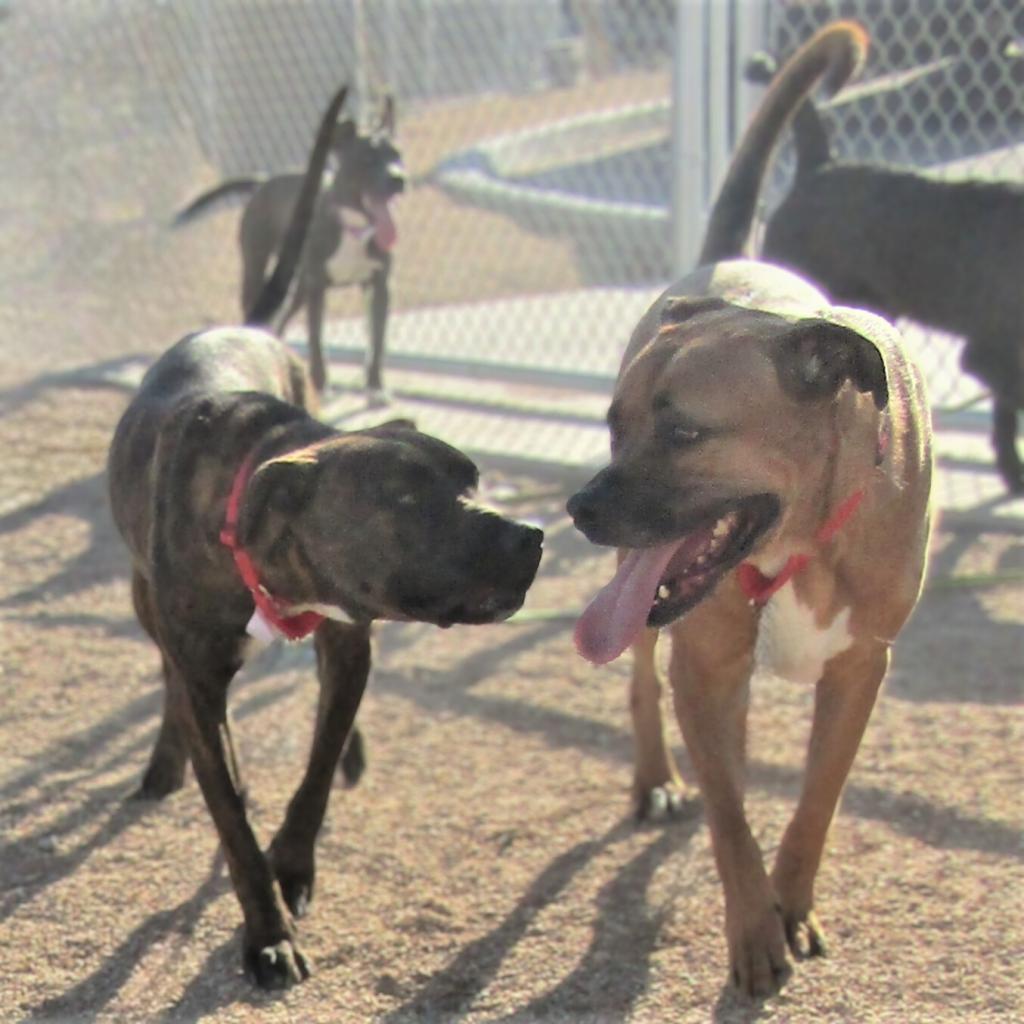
{"left": 671, "top": 0, "right": 707, "bottom": 275}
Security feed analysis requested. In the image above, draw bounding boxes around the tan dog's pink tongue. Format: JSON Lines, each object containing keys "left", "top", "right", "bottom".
{"left": 574, "top": 541, "right": 681, "bottom": 665}
{"left": 365, "top": 194, "right": 397, "bottom": 251}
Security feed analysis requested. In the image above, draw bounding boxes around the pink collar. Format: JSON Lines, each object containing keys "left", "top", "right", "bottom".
{"left": 736, "top": 489, "right": 865, "bottom": 606}
{"left": 219, "top": 454, "right": 324, "bottom": 641}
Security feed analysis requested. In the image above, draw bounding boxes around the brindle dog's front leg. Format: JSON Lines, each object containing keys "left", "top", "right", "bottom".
{"left": 168, "top": 636, "right": 309, "bottom": 990}
{"left": 668, "top": 600, "right": 788, "bottom": 998}
{"left": 269, "top": 622, "right": 371, "bottom": 918}
{"left": 771, "top": 641, "right": 889, "bottom": 959}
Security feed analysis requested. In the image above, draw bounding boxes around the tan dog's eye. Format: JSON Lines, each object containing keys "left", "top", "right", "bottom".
{"left": 668, "top": 425, "right": 705, "bottom": 447}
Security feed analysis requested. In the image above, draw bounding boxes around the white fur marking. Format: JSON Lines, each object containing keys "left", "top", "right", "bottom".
{"left": 293, "top": 602, "right": 356, "bottom": 625}
{"left": 326, "top": 223, "right": 381, "bottom": 285}
{"left": 755, "top": 588, "right": 853, "bottom": 684}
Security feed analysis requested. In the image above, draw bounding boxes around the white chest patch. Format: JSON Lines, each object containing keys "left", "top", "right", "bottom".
{"left": 326, "top": 225, "right": 381, "bottom": 286}
{"left": 754, "top": 587, "right": 853, "bottom": 684}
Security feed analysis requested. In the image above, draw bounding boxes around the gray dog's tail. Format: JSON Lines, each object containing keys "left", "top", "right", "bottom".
{"left": 699, "top": 19, "right": 868, "bottom": 265}
{"left": 171, "top": 178, "right": 265, "bottom": 227}
{"left": 744, "top": 51, "right": 832, "bottom": 178}
{"left": 244, "top": 83, "right": 349, "bottom": 328}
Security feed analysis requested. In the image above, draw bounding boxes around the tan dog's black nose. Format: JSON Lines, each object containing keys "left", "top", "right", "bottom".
{"left": 566, "top": 489, "right": 597, "bottom": 533}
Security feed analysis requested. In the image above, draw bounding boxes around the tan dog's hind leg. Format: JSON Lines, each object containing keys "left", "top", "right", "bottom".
{"left": 668, "top": 601, "right": 789, "bottom": 997}
{"left": 771, "top": 641, "right": 889, "bottom": 959}
{"left": 629, "top": 627, "right": 686, "bottom": 819}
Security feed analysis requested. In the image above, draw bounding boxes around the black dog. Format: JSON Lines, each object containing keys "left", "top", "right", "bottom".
{"left": 746, "top": 49, "right": 1023, "bottom": 492}
{"left": 110, "top": 82, "right": 542, "bottom": 990}
{"left": 175, "top": 95, "right": 405, "bottom": 397}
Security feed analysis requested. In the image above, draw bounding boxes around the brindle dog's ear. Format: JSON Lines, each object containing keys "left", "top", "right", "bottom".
{"left": 660, "top": 295, "right": 731, "bottom": 325}
{"left": 773, "top": 319, "right": 889, "bottom": 410}
{"left": 237, "top": 455, "right": 320, "bottom": 548}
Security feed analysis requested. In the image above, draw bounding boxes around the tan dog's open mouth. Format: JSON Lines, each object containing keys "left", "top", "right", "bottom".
{"left": 574, "top": 494, "right": 778, "bottom": 665}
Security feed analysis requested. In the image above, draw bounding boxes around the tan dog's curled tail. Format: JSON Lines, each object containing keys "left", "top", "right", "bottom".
{"left": 245, "top": 82, "right": 349, "bottom": 329}
{"left": 699, "top": 20, "right": 868, "bottom": 266}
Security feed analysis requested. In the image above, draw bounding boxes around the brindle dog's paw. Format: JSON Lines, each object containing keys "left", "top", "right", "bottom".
{"left": 635, "top": 784, "right": 688, "bottom": 822}
{"left": 268, "top": 843, "right": 314, "bottom": 919}
{"left": 244, "top": 938, "right": 312, "bottom": 990}
{"left": 276, "top": 871, "right": 313, "bottom": 920}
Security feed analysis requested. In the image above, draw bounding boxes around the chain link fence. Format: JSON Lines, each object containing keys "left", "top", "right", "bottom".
{"left": 0, "top": 0, "right": 1021, "bottom": 505}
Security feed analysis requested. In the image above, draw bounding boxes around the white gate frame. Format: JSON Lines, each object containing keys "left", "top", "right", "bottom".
{"left": 671, "top": 0, "right": 768, "bottom": 275}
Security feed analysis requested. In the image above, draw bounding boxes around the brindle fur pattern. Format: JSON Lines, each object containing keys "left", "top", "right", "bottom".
{"left": 109, "top": 86, "right": 540, "bottom": 990}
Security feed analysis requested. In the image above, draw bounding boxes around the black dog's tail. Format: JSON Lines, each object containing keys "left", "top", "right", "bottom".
{"left": 744, "top": 51, "right": 832, "bottom": 178}
{"left": 699, "top": 20, "right": 868, "bottom": 265}
{"left": 171, "top": 178, "right": 265, "bottom": 227}
{"left": 245, "top": 83, "right": 349, "bottom": 328}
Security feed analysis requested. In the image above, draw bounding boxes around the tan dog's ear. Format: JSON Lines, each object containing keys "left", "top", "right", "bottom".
{"left": 238, "top": 454, "right": 320, "bottom": 548}
{"left": 773, "top": 319, "right": 889, "bottom": 409}
{"left": 660, "top": 295, "right": 731, "bottom": 325}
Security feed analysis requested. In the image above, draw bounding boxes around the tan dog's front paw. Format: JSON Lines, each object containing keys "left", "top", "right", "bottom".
{"left": 727, "top": 903, "right": 791, "bottom": 998}
{"left": 634, "top": 782, "right": 689, "bottom": 822}
{"left": 781, "top": 906, "right": 827, "bottom": 959}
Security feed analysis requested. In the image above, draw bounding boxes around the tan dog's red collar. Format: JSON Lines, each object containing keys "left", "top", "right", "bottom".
{"left": 220, "top": 454, "right": 324, "bottom": 641}
{"left": 737, "top": 408, "right": 889, "bottom": 605}
{"left": 736, "top": 488, "right": 864, "bottom": 605}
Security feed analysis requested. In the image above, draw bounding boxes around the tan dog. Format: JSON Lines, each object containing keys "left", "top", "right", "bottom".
{"left": 567, "top": 22, "right": 933, "bottom": 996}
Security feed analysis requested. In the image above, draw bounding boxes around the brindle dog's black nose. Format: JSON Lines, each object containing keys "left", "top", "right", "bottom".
{"left": 502, "top": 522, "right": 543, "bottom": 558}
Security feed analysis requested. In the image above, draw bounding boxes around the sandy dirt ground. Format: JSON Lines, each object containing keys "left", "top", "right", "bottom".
{"left": 2, "top": 7, "right": 1023, "bottom": 1023}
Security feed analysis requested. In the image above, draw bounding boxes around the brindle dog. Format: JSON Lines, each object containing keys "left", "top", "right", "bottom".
{"left": 109, "top": 83, "right": 542, "bottom": 990}
{"left": 568, "top": 22, "right": 933, "bottom": 997}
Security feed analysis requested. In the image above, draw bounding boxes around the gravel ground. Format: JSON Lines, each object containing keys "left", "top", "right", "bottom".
{"left": 1, "top": 7, "right": 1022, "bottom": 1023}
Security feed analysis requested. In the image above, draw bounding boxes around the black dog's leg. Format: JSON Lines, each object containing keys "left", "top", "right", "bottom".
{"left": 305, "top": 279, "right": 328, "bottom": 393}
{"left": 164, "top": 633, "right": 309, "bottom": 990}
{"left": 993, "top": 398, "right": 1022, "bottom": 493}
{"left": 364, "top": 261, "right": 390, "bottom": 393}
{"left": 269, "top": 621, "right": 371, "bottom": 918}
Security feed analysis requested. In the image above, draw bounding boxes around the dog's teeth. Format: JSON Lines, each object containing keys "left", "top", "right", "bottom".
{"left": 658, "top": 584, "right": 671, "bottom": 600}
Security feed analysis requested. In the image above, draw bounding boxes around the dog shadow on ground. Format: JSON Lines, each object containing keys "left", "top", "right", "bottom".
{"left": 886, "top": 520, "right": 1023, "bottom": 706}
{"left": 0, "top": 354, "right": 144, "bottom": 421}
{"left": 380, "top": 818, "right": 692, "bottom": 1023}
{"left": 24, "top": 849, "right": 231, "bottom": 1023}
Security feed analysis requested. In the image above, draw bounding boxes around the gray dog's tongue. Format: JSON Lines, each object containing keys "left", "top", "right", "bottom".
{"left": 574, "top": 541, "right": 681, "bottom": 665}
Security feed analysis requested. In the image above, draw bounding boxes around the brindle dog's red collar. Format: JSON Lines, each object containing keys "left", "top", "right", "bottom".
{"left": 736, "top": 489, "right": 865, "bottom": 606}
{"left": 220, "top": 454, "right": 324, "bottom": 641}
